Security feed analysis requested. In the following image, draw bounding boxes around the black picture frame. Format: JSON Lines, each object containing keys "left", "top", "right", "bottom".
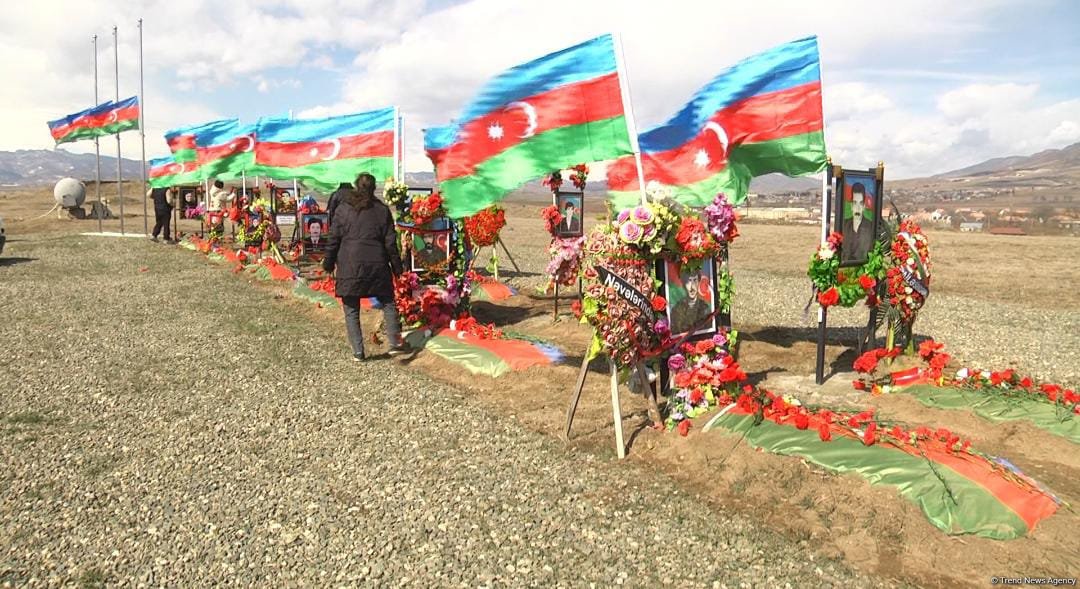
{"left": 656, "top": 256, "right": 720, "bottom": 341}
{"left": 554, "top": 190, "right": 584, "bottom": 238}
{"left": 833, "top": 168, "right": 884, "bottom": 268}
{"left": 408, "top": 229, "right": 452, "bottom": 273}
{"left": 301, "top": 213, "right": 329, "bottom": 252}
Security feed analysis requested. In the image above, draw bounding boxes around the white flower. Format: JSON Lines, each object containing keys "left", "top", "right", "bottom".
{"left": 905, "top": 287, "right": 913, "bottom": 294}
{"left": 956, "top": 368, "right": 970, "bottom": 379}
{"left": 818, "top": 246, "right": 834, "bottom": 260}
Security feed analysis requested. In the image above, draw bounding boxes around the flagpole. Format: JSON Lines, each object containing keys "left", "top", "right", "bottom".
{"left": 393, "top": 108, "right": 401, "bottom": 182}
{"left": 138, "top": 18, "right": 148, "bottom": 235}
{"left": 93, "top": 35, "right": 103, "bottom": 233}
{"left": 400, "top": 113, "right": 407, "bottom": 181}
{"left": 112, "top": 25, "right": 124, "bottom": 234}
{"left": 612, "top": 33, "right": 648, "bottom": 207}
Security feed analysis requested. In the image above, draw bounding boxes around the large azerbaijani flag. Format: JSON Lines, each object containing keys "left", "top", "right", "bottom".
{"left": 194, "top": 119, "right": 257, "bottom": 181}
{"left": 163, "top": 120, "right": 216, "bottom": 163}
{"left": 254, "top": 108, "right": 396, "bottom": 192}
{"left": 428, "top": 34, "right": 634, "bottom": 217}
{"left": 607, "top": 36, "right": 826, "bottom": 209}
{"left": 148, "top": 155, "right": 200, "bottom": 188}
{"left": 46, "top": 97, "right": 140, "bottom": 144}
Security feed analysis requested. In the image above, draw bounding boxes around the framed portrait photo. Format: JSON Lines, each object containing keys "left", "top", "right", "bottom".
{"left": 834, "top": 169, "right": 884, "bottom": 267}
{"left": 554, "top": 191, "right": 584, "bottom": 238}
{"left": 657, "top": 257, "right": 719, "bottom": 339}
{"left": 409, "top": 230, "right": 451, "bottom": 273}
{"left": 301, "top": 213, "right": 329, "bottom": 252}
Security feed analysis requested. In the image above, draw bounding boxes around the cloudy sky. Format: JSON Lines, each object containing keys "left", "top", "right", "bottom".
{"left": 2, "top": 0, "right": 1078, "bottom": 178}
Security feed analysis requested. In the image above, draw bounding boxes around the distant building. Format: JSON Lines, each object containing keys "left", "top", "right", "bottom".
{"left": 960, "top": 222, "right": 984, "bottom": 232}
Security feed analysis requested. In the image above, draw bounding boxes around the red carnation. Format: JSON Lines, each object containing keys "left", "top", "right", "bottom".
{"left": 918, "top": 339, "right": 944, "bottom": 360}
{"left": 853, "top": 350, "right": 881, "bottom": 374}
{"left": 651, "top": 296, "right": 667, "bottom": 311}
{"left": 862, "top": 422, "right": 878, "bottom": 446}
{"left": 817, "top": 287, "right": 839, "bottom": 307}
{"left": 793, "top": 413, "right": 809, "bottom": 430}
{"left": 676, "top": 419, "right": 691, "bottom": 437}
{"left": 852, "top": 379, "right": 867, "bottom": 391}
{"left": 858, "top": 274, "right": 876, "bottom": 290}
{"left": 689, "top": 389, "right": 704, "bottom": 405}
{"left": 818, "top": 423, "right": 832, "bottom": 441}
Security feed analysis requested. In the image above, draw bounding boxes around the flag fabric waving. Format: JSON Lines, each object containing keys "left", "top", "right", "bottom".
{"left": 430, "top": 34, "right": 634, "bottom": 217}
{"left": 194, "top": 119, "right": 256, "bottom": 181}
{"left": 422, "top": 125, "right": 456, "bottom": 174}
{"left": 607, "top": 36, "right": 827, "bottom": 209}
{"left": 163, "top": 121, "right": 213, "bottom": 163}
{"left": 46, "top": 97, "right": 140, "bottom": 144}
{"left": 255, "top": 108, "right": 396, "bottom": 192}
{"left": 148, "top": 155, "right": 201, "bottom": 188}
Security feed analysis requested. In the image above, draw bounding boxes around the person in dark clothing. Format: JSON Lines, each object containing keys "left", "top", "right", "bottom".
{"left": 323, "top": 173, "right": 408, "bottom": 360}
{"left": 149, "top": 185, "right": 176, "bottom": 242}
{"left": 327, "top": 182, "right": 352, "bottom": 229}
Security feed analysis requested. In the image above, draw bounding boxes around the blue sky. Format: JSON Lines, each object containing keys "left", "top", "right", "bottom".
{"left": 2, "top": 0, "right": 1078, "bottom": 178}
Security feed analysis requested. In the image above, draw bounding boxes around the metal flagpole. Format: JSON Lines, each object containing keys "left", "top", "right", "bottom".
{"left": 113, "top": 25, "right": 125, "bottom": 235}
{"left": 392, "top": 107, "right": 400, "bottom": 181}
{"left": 138, "top": 18, "right": 148, "bottom": 235}
{"left": 612, "top": 32, "right": 648, "bottom": 207}
{"left": 400, "top": 113, "right": 406, "bottom": 181}
{"left": 93, "top": 35, "right": 103, "bottom": 233}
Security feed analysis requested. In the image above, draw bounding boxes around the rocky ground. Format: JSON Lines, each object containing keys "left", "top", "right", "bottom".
{"left": 0, "top": 234, "right": 876, "bottom": 587}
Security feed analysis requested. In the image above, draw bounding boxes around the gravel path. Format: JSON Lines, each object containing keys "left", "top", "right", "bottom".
{"left": 0, "top": 235, "right": 872, "bottom": 587}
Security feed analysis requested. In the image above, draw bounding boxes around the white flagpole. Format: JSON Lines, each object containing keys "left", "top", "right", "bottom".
{"left": 392, "top": 107, "right": 400, "bottom": 182}
{"left": 113, "top": 25, "right": 125, "bottom": 235}
{"left": 93, "top": 35, "right": 103, "bottom": 233}
{"left": 138, "top": 18, "right": 148, "bottom": 235}
{"left": 400, "top": 113, "right": 406, "bottom": 181}
{"left": 612, "top": 33, "right": 648, "bottom": 206}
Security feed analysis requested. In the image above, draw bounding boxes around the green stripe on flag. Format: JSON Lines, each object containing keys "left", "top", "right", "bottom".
{"left": 257, "top": 157, "right": 395, "bottom": 193}
{"left": 405, "top": 332, "right": 511, "bottom": 377}
{"left": 439, "top": 116, "right": 632, "bottom": 217}
{"left": 904, "top": 385, "right": 1080, "bottom": 445}
{"left": 608, "top": 130, "right": 825, "bottom": 210}
{"left": 708, "top": 412, "right": 1032, "bottom": 539}
{"left": 172, "top": 148, "right": 197, "bottom": 163}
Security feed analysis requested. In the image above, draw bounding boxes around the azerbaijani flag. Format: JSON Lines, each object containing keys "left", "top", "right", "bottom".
{"left": 46, "top": 97, "right": 140, "bottom": 144}
{"left": 429, "top": 34, "right": 633, "bottom": 217}
{"left": 148, "top": 155, "right": 200, "bottom": 188}
{"left": 163, "top": 121, "right": 210, "bottom": 163}
{"left": 607, "top": 36, "right": 826, "bottom": 209}
{"left": 422, "top": 125, "right": 457, "bottom": 173}
{"left": 255, "top": 108, "right": 396, "bottom": 192}
{"left": 194, "top": 119, "right": 256, "bottom": 181}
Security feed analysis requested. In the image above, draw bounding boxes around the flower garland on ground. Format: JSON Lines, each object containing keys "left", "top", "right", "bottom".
{"left": 807, "top": 232, "right": 888, "bottom": 308}
{"left": 853, "top": 339, "right": 1078, "bottom": 415}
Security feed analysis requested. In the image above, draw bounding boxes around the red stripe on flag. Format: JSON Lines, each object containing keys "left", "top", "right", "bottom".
{"left": 608, "top": 81, "right": 823, "bottom": 190}
{"left": 438, "top": 72, "right": 624, "bottom": 181}
{"left": 149, "top": 161, "right": 197, "bottom": 179}
{"left": 197, "top": 134, "right": 255, "bottom": 165}
{"left": 255, "top": 130, "right": 394, "bottom": 168}
{"left": 433, "top": 329, "right": 552, "bottom": 371}
{"left": 168, "top": 134, "right": 196, "bottom": 151}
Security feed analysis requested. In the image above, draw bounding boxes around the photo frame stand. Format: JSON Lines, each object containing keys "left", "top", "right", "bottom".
{"left": 473, "top": 237, "right": 522, "bottom": 282}
{"left": 815, "top": 161, "right": 886, "bottom": 384}
{"left": 564, "top": 352, "right": 662, "bottom": 460}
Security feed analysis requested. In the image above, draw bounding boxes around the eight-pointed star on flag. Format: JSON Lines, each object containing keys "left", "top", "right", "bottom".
{"left": 488, "top": 123, "right": 504, "bottom": 140}
{"left": 694, "top": 148, "right": 710, "bottom": 168}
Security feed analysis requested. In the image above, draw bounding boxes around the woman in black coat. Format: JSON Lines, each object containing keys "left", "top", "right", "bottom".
{"left": 322, "top": 173, "right": 408, "bottom": 359}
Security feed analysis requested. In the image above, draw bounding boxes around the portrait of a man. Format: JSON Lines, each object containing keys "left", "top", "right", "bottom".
{"left": 555, "top": 192, "right": 583, "bottom": 237}
{"left": 302, "top": 213, "right": 329, "bottom": 252}
{"left": 410, "top": 231, "right": 450, "bottom": 272}
{"left": 664, "top": 258, "right": 717, "bottom": 338}
{"left": 840, "top": 178, "right": 877, "bottom": 265}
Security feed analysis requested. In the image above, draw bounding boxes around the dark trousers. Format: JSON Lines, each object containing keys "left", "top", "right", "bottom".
{"left": 340, "top": 295, "right": 402, "bottom": 358}
{"left": 152, "top": 207, "right": 172, "bottom": 239}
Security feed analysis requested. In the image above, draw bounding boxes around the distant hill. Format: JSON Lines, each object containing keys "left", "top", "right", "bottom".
{"left": 0, "top": 149, "right": 145, "bottom": 185}
{"left": 895, "top": 141, "right": 1080, "bottom": 192}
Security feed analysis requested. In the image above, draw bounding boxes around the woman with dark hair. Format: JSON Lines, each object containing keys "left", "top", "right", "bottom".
{"left": 323, "top": 172, "right": 408, "bottom": 359}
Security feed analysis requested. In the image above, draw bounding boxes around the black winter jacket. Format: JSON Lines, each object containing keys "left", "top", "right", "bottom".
{"left": 322, "top": 199, "right": 403, "bottom": 299}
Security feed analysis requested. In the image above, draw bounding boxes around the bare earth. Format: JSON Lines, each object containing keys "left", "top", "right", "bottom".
{"left": 2, "top": 188, "right": 1079, "bottom": 587}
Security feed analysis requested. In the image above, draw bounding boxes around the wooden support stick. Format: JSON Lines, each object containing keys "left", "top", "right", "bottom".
{"left": 553, "top": 282, "right": 560, "bottom": 321}
{"left": 564, "top": 353, "right": 592, "bottom": 440}
{"left": 609, "top": 359, "right": 626, "bottom": 459}
{"left": 496, "top": 237, "right": 522, "bottom": 273}
{"left": 635, "top": 361, "right": 663, "bottom": 427}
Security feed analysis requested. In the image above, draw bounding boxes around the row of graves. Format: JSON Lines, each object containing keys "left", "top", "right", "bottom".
{"left": 173, "top": 164, "right": 1075, "bottom": 544}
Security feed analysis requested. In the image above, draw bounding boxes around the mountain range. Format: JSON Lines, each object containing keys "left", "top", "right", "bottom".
{"left": 3, "top": 142, "right": 1078, "bottom": 195}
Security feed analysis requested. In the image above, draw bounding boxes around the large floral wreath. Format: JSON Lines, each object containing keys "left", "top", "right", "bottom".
{"left": 807, "top": 231, "right": 887, "bottom": 308}
{"left": 885, "top": 218, "right": 931, "bottom": 325}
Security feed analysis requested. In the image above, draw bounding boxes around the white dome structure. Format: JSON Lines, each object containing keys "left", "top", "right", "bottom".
{"left": 53, "top": 177, "right": 87, "bottom": 209}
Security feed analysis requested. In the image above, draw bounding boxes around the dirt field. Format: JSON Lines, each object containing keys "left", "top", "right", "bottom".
{"left": 3, "top": 187, "right": 1079, "bottom": 586}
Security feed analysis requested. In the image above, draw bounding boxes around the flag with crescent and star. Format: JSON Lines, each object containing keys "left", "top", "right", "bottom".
{"left": 148, "top": 154, "right": 201, "bottom": 188}
{"left": 427, "top": 34, "right": 634, "bottom": 217}
{"left": 46, "top": 97, "right": 139, "bottom": 144}
{"left": 254, "top": 107, "right": 396, "bottom": 192}
{"left": 193, "top": 119, "right": 260, "bottom": 181}
{"left": 607, "top": 36, "right": 827, "bottom": 210}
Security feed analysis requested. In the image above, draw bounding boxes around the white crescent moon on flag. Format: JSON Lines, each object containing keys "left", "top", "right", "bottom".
{"left": 704, "top": 122, "right": 729, "bottom": 155}
{"left": 509, "top": 101, "right": 538, "bottom": 138}
{"left": 168, "top": 163, "right": 182, "bottom": 174}
{"left": 107, "top": 111, "right": 118, "bottom": 124}
{"left": 320, "top": 138, "right": 342, "bottom": 161}
{"left": 242, "top": 134, "right": 255, "bottom": 152}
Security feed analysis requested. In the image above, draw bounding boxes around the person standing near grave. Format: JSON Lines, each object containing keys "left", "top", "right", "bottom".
{"left": 148, "top": 185, "right": 177, "bottom": 242}
{"left": 323, "top": 172, "right": 409, "bottom": 359}
{"left": 208, "top": 180, "right": 233, "bottom": 212}
{"left": 327, "top": 182, "right": 352, "bottom": 228}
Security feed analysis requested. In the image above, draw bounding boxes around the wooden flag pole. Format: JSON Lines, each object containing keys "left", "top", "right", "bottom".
{"left": 609, "top": 358, "right": 626, "bottom": 459}
{"left": 612, "top": 32, "right": 648, "bottom": 207}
